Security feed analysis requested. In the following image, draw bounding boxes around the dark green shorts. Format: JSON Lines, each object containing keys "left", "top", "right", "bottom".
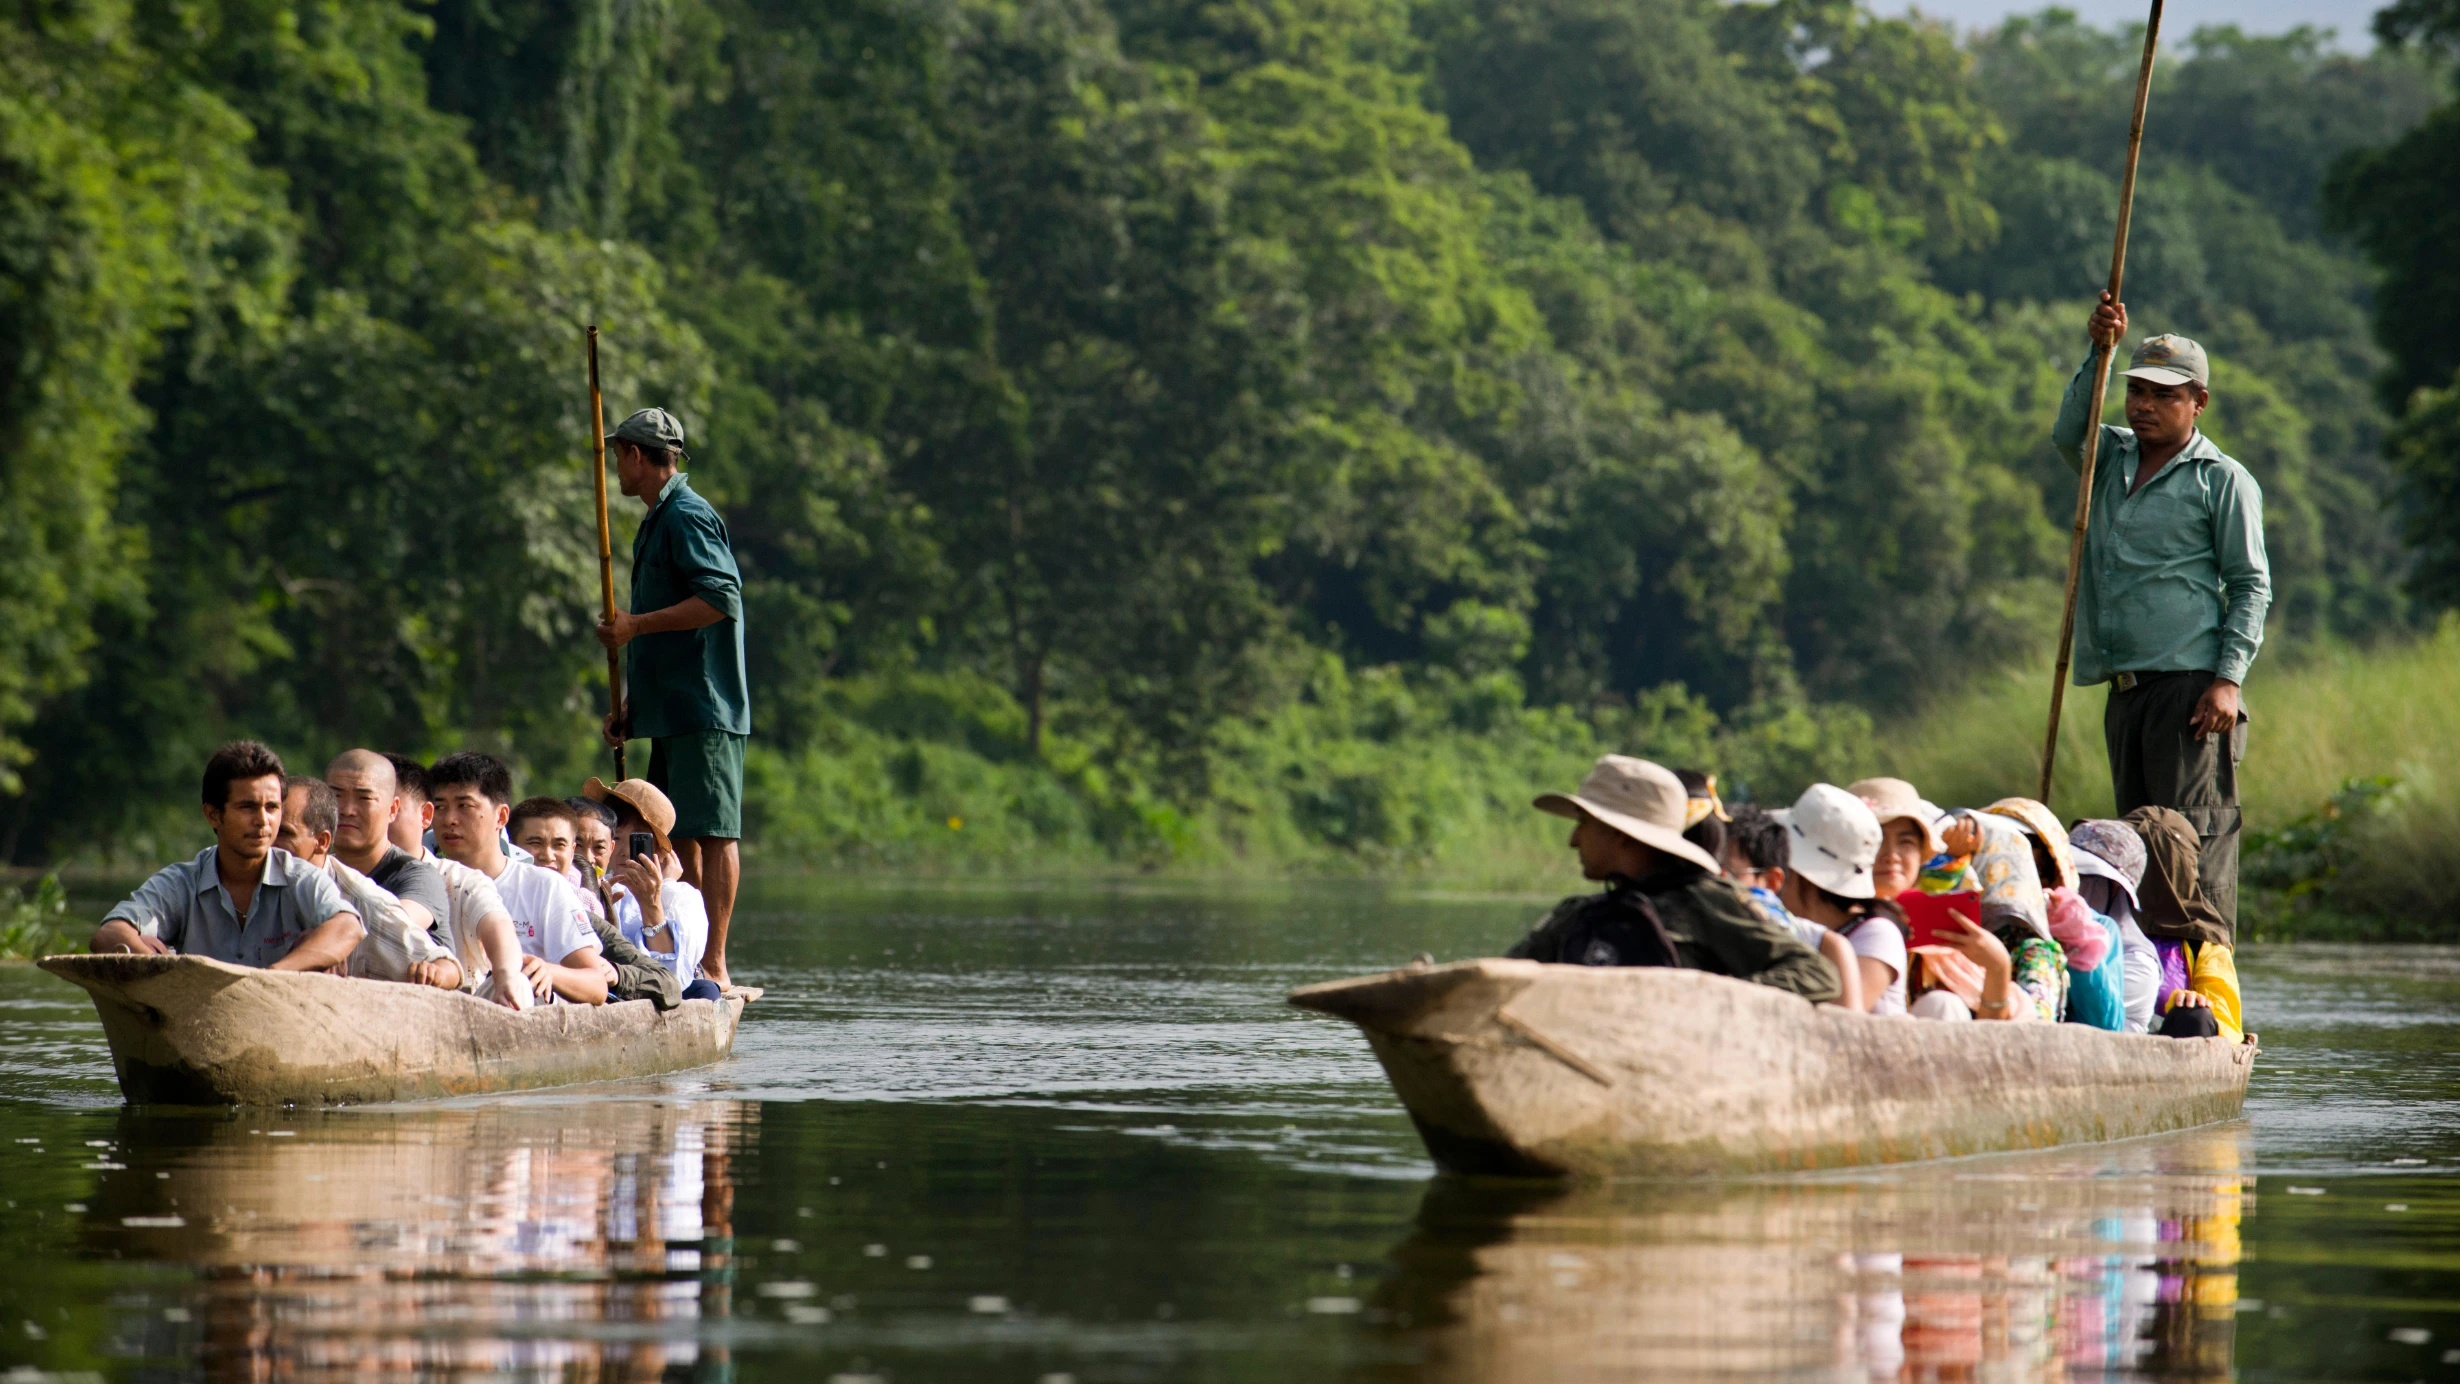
{"left": 648, "top": 730, "right": 745, "bottom": 840}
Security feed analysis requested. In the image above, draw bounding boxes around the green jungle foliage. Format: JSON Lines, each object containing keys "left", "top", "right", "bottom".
{"left": 0, "top": 0, "right": 2442, "bottom": 874}
{"left": 2335, "top": 0, "right": 2460, "bottom": 607}
{"left": 0, "top": 874, "right": 70, "bottom": 960}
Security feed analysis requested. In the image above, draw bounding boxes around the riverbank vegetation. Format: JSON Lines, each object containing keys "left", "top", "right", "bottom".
{"left": 5, "top": 0, "right": 2459, "bottom": 936}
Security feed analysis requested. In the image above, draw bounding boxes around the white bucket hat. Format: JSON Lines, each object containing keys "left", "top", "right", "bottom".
{"left": 1535, "top": 755, "right": 1721, "bottom": 873}
{"left": 1845, "top": 776, "right": 1946, "bottom": 855}
{"left": 1772, "top": 784, "right": 1883, "bottom": 900}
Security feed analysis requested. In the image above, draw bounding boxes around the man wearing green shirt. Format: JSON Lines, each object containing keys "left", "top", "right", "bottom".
{"left": 2054, "top": 294, "right": 2272, "bottom": 932}
{"left": 596, "top": 407, "right": 750, "bottom": 986}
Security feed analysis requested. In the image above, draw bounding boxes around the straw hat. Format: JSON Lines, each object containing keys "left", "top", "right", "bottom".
{"left": 1983, "top": 797, "right": 2078, "bottom": 892}
{"left": 583, "top": 776, "right": 676, "bottom": 853}
{"left": 1846, "top": 776, "right": 1945, "bottom": 854}
{"left": 1772, "top": 784, "right": 1883, "bottom": 900}
{"left": 1535, "top": 756, "right": 1721, "bottom": 873}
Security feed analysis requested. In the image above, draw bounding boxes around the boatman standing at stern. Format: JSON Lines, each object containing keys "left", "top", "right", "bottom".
{"left": 2056, "top": 294, "right": 2272, "bottom": 935}
{"left": 596, "top": 407, "right": 750, "bottom": 989}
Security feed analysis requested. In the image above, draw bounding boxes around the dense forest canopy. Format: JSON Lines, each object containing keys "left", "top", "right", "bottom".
{"left": 2, "top": 0, "right": 2453, "bottom": 864}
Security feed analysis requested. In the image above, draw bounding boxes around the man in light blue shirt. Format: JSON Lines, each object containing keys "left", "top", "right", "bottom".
{"left": 92, "top": 742, "right": 363, "bottom": 970}
{"left": 2053, "top": 293, "right": 2273, "bottom": 932}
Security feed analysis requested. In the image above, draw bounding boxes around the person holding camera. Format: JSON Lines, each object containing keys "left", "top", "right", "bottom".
{"left": 584, "top": 776, "right": 724, "bottom": 1002}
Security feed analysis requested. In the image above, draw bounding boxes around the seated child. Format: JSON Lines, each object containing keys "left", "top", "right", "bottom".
{"left": 2125, "top": 807, "right": 2242, "bottom": 1039}
{"left": 1768, "top": 785, "right": 1909, "bottom": 1015}
{"left": 1905, "top": 811, "right": 2065, "bottom": 1022}
{"left": 2069, "top": 819, "right": 2164, "bottom": 1034}
{"left": 1985, "top": 798, "right": 2123, "bottom": 1032}
{"left": 1723, "top": 804, "right": 1866, "bottom": 1009}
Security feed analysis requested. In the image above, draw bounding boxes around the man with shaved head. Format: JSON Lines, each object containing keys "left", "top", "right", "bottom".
{"left": 326, "top": 749, "right": 451, "bottom": 940}
{"left": 334, "top": 748, "right": 537, "bottom": 1008}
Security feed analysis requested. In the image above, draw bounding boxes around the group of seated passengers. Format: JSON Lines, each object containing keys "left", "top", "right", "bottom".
{"left": 1510, "top": 755, "right": 2242, "bottom": 1037}
{"left": 90, "top": 740, "right": 726, "bottom": 1010}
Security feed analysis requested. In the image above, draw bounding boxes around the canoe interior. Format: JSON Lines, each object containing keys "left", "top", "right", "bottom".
{"left": 39, "top": 953, "right": 746, "bottom": 1107}
{"left": 1291, "top": 958, "right": 2257, "bottom": 1178}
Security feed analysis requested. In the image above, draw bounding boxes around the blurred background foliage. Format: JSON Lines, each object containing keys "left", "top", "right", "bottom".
{"left": 3, "top": 0, "right": 2458, "bottom": 899}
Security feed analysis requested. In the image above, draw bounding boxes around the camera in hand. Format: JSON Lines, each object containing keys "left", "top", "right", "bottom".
{"left": 629, "top": 831, "right": 656, "bottom": 860}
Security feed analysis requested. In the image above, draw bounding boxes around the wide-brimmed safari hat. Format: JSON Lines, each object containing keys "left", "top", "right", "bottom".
{"left": 1772, "top": 784, "right": 1883, "bottom": 900}
{"left": 1535, "top": 756, "right": 1721, "bottom": 873}
{"left": 1846, "top": 776, "right": 1945, "bottom": 855}
{"left": 583, "top": 776, "right": 676, "bottom": 853}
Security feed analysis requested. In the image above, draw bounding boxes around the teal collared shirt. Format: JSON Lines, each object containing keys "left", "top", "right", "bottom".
{"left": 628, "top": 473, "right": 751, "bottom": 738}
{"left": 2052, "top": 353, "right": 2272, "bottom": 688}
{"left": 103, "top": 846, "right": 355, "bottom": 968}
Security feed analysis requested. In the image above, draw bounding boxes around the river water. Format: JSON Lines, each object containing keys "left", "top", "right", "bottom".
{"left": 1, "top": 879, "right": 2457, "bottom": 1382}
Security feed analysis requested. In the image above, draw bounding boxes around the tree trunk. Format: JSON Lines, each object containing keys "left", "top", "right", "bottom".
{"left": 1024, "top": 655, "right": 1045, "bottom": 758}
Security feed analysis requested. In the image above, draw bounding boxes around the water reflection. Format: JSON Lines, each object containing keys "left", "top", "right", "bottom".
{"left": 1364, "top": 1124, "right": 2248, "bottom": 1384}
{"left": 81, "top": 1100, "right": 747, "bottom": 1380}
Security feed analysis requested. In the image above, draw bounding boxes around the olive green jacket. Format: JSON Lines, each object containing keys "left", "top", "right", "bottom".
{"left": 1510, "top": 866, "right": 1841, "bottom": 1003}
{"left": 587, "top": 899, "right": 684, "bottom": 1010}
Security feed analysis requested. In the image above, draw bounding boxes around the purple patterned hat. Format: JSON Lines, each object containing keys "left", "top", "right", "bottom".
{"left": 2068, "top": 818, "right": 2147, "bottom": 910}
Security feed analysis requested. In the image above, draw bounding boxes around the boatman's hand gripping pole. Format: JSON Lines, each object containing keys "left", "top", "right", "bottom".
{"left": 2041, "top": 0, "right": 2165, "bottom": 808}
{"left": 588, "top": 325, "right": 628, "bottom": 781}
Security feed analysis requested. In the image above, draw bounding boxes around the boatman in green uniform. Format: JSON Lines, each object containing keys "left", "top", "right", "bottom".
{"left": 2057, "top": 294, "right": 2272, "bottom": 934}
{"left": 596, "top": 407, "right": 750, "bottom": 989}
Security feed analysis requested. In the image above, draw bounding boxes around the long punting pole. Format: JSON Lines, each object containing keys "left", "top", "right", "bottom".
{"left": 2040, "top": 0, "right": 2166, "bottom": 808}
{"left": 590, "top": 322, "right": 629, "bottom": 781}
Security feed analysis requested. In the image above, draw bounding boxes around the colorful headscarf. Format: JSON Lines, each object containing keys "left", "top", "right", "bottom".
{"left": 1962, "top": 811, "right": 2049, "bottom": 940}
{"left": 2044, "top": 886, "right": 2112, "bottom": 971}
{"left": 1983, "top": 797, "right": 2080, "bottom": 892}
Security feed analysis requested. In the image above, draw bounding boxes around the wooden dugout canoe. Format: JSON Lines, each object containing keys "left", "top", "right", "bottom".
{"left": 40, "top": 953, "right": 748, "bottom": 1106}
{"left": 1290, "top": 958, "right": 2256, "bottom": 1177}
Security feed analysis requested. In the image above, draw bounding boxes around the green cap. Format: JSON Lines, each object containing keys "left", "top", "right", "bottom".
{"left": 2122, "top": 334, "right": 2209, "bottom": 389}
{"left": 607, "top": 407, "right": 688, "bottom": 453}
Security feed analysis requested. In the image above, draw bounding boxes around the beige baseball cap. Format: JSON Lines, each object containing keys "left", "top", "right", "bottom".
{"left": 2121, "top": 334, "right": 2209, "bottom": 389}
{"left": 1534, "top": 755, "right": 1721, "bottom": 873}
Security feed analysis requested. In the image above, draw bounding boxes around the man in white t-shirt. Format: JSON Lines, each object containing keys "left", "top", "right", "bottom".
{"left": 584, "top": 776, "right": 723, "bottom": 1002}
{"left": 365, "top": 751, "right": 537, "bottom": 1008}
{"left": 428, "top": 751, "right": 607, "bottom": 1005}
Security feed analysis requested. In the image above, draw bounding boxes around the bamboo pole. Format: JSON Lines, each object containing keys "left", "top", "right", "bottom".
{"left": 588, "top": 326, "right": 628, "bottom": 781}
{"left": 2040, "top": 0, "right": 2165, "bottom": 808}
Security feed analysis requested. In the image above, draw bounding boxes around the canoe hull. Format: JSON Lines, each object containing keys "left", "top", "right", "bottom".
{"left": 40, "top": 954, "right": 744, "bottom": 1106}
{"left": 1291, "top": 959, "right": 2255, "bottom": 1177}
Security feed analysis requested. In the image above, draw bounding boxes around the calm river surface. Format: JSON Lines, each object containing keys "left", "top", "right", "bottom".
{"left": 2, "top": 879, "right": 2458, "bottom": 1382}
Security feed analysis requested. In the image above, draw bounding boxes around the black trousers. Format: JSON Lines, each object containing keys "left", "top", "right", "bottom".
{"left": 2105, "top": 669, "right": 2247, "bottom": 930}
